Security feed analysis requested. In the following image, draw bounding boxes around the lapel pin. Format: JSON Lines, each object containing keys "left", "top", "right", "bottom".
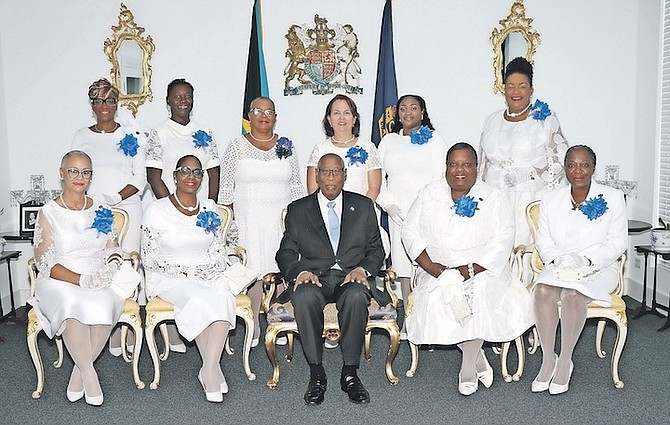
{"left": 350, "top": 206, "right": 355, "bottom": 211}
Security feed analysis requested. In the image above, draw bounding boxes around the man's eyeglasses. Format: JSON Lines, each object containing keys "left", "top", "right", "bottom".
{"left": 250, "top": 108, "right": 276, "bottom": 118}
{"left": 66, "top": 168, "right": 93, "bottom": 180}
{"left": 176, "top": 167, "right": 205, "bottom": 179}
{"left": 91, "top": 98, "right": 118, "bottom": 106}
{"left": 317, "top": 169, "right": 345, "bottom": 178}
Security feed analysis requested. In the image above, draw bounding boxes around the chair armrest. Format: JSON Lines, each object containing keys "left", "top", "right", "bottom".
{"left": 261, "top": 272, "right": 283, "bottom": 313}
{"left": 379, "top": 268, "right": 399, "bottom": 307}
{"left": 226, "top": 245, "right": 247, "bottom": 266}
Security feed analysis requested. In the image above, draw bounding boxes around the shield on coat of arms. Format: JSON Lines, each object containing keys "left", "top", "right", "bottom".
{"left": 305, "top": 49, "right": 338, "bottom": 83}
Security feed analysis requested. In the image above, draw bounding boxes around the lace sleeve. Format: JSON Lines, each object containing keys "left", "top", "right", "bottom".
{"left": 145, "top": 129, "right": 164, "bottom": 165}
{"left": 219, "top": 138, "right": 239, "bottom": 204}
{"left": 534, "top": 117, "right": 569, "bottom": 190}
{"left": 205, "top": 132, "right": 220, "bottom": 168}
{"left": 289, "top": 147, "right": 306, "bottom": 200}
{"left": 307, "top": 143, "right": 321, "bottom": 167}
{"left": 33, "top": 210, "right": 57, "bottom": 277}
{"left": 366, "top": 143, "right": 382, "bottom": 170}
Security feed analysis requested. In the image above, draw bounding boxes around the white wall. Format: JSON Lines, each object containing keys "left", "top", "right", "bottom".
{"left": 0, "top": 0, "right": 664, "bottom": 306}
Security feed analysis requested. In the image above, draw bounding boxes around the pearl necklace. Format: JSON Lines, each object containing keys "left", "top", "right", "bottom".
{"left": 331, "top": 135, "right": 356, "bottom": 145}
{"left": 249, "top": 132, "right": 276, "bottom": 142}
{"left": 59, "top": 193, "right": 87, "bottom": 211}
{"left": 94, "top": 123, "right": 119, "bottom": 134}
{"left": 570, "top": 193, "right": 585, "bottom": 210}
{"left": 506, "top": 102, "right": 532, "bottom": 118}
{"left": 173, "top": 192, "right": 199, "bottom": 212}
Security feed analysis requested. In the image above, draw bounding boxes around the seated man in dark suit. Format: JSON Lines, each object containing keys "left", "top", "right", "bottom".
{"left": 276, "top": 153, "right": 388, "bottom": 405}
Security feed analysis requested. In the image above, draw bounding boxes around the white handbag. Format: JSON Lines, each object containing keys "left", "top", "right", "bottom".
{"left": 224, "top": 262, "right": 259, "bottom": 296}
{"left": 111, "top": 261, "right": 142, "bottom": 299}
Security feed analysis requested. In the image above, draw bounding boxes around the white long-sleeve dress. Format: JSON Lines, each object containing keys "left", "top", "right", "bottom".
{"left": 479, "top": 108, "right": 569, "bottom": 246}
{"left": 535, "top": 182, "right": 627, "bottom": 306}
{"left": 141, "top": 198, "right": 236, "bottom": 341}
{"left": 377, "top": 130, "right": 450, "bottom": 277}
{"left": 219, "top": 136, "right": 304, "bottom": 274}
{"left": 27, "top": 200, "right": 125, "bottom": 338}
{"left": 145, "top": 119, "right": 220, "bottom": 202}
{"left": 402, "top": 180, "right": 533, "bottom": 344}
{"left": 72, "top": 125, "right": 147, "bottom": 252}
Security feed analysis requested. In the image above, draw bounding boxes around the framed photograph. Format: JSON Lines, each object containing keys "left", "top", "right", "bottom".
{"left": 19, "top": 202, "right": 43, "bottom": 237}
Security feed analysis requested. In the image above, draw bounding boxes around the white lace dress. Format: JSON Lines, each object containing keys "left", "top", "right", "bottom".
{"left": 141, "top": 198, "right": 236, "bottom": 341}
{"left": 307, "top": 138, "right": 382, "bottom": 195}
{"left": 219, "top": 136, "right": 304, "bottom": 274}
{"left": 145, "top": 119, "right": 220, "bottom": 201}
{"left": 402, "top": 180, "right": 533, "bottom": 344}
{"left": 479, "top": 109, "right": 569, "bottom": 245}
{"left": 376, "top": 130, "right": 450, "bottom": 277}
{"left": 27, "top": 200, "right": 125, "bottom": 338}
{"left": 72, "top": 125, "right": 147, "bottom": 252}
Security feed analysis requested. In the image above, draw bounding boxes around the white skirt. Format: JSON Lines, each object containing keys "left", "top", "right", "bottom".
{"left": 534, "top": 264, "right": 618, "bottom": 307}
{"left": 159, "top": 281, "right": 236, "bottom": 341}
{"left": 407, "top": 270, "right": 533, "bottom": 345}
{"left": 29, "top": 278, "right": 125, "bottom": 338}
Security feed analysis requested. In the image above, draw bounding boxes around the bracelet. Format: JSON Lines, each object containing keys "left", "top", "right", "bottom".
{"left": 467, "top": 263, "right": 475, "bottom": 279}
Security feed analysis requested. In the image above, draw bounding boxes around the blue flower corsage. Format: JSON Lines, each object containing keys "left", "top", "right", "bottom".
{"left": 580, "top": 194, "right": 608, "bottom": 221}
{"left": 530, "top": 99, "right": 552, "bottom": 121}
{"left": 196, "top": 208, "right": 222, "bottom": 235}
{"left": 192, "top": 130, "right": 213, "bottom": 149}
{"left": 275, "top": 137, "right": 293, "bottom": 159}
{"left": 409, "top": 125, "right": 433, "bottom": 145}
{"left": 91, "top": 206, "right": 114, "bottom": 235}
{"left": 118, "top": 133, "right": 139, "bottom": 157}
{"left": 345, "top": 146, "right": 368, "bottom": 166}
{"left": 452, "top": 195, "right": 480, "bottom": 218}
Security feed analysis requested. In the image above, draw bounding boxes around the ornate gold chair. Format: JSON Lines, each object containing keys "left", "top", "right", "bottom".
{"left": 261, "top": 209, "right": 400, "bottom": 388}
{"left": 144, "top": 204, "right": 255, "bottom": 390}
{"left": 512, "top": 200, "right": 628, "bottom": 388}
{"left": 27, "top": 207, "right": 144, "bottom": 399}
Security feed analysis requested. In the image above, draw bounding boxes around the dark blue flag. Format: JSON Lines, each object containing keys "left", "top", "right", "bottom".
{"left": 242, "top": 0, "right": 269, "bottom": 134}
{"left": 371, "top": 0, "right": 398, "bottom": 146}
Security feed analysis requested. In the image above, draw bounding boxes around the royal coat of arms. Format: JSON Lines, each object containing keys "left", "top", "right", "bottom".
{"left": 284, "top": 15, "right": 363, "bottom": 96}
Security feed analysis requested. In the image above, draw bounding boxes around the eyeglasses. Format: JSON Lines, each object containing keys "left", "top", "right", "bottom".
{"left": 91, "top": 98, "right": 118, "bottom": 106}
{"left": 176, "top": 166, "right": 205, "bottom": 179}
{"left": 250, "top": 108, "right": 276, "bottom": 118}
{"left": 317, "top": 169, "right": 345, "bottom": 178}
{"left": 66, "top": 168, "right": 93, "bottom": 179}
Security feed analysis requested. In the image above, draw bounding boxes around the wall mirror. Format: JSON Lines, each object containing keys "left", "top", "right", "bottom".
{"left": 103, "top": 3, "right": 155, "bottom": 115}
{"left": 490, "top": 0, "right": 541, "bottom": 94}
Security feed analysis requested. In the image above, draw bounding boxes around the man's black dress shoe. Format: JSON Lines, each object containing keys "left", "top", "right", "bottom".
{"left": 304, "top": 376, "right": 327, "bottom": 405}
{"left": 340, "top": 375, "right": 370, "bottom": 404}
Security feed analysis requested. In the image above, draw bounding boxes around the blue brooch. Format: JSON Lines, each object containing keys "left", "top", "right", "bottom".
{"left": 452, "top": 195, "right": 480, "bottom": 218}
{"left": 118, "top": 133, "right": 139, "bottom": 157}
{"left": 196, "top": 209, "right": 222, "bottom": 235}
{"left": 530, "top": 99, "right": 552, "bottom": 121}
{"left": 91, "top": 206, "right": 113, "bottom": 235}
{"left": 192, "top": 130, "right": 212, "bottom": 149}
{"left": 275, "top": 137, "right": 293, "bottom": 159}
{"left": 580, "top": 194, "right": 608, "bottom": 221}
{"left": 409, "top": 125, "right": 433, "bottom": 145}
{"left": 345, "top": 146, "right": 368, "bottom": 166}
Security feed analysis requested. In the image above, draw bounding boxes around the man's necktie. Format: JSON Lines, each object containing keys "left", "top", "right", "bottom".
{"left": 327, "top": 201, "right": 340, "bottom": 252}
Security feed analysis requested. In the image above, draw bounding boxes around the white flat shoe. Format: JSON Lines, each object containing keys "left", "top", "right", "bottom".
{"left": 458, "top": 373, "right": 478, "bottom": 396}
{"left": 199, "top": 370, "right": 223, "bottom": 403}
{"left": 531, "top": 354, "right": 558, "bottom": 393}
{"left": 169, "top": 343, "right": 186, "bottom": 353}
{"left": 476, "top": 350, "right": 493, "bottom": 388}
{"left": 549, "top": 361, "right": 574, "bottom": 395}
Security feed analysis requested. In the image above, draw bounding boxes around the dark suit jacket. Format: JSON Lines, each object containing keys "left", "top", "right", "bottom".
{"left": 275, "top": 190, "right": 389, "bottom": 305}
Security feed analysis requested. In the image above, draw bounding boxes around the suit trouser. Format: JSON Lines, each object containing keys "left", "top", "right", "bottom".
{"left": 292, "top": 280, "right": 371, "bottom": 366}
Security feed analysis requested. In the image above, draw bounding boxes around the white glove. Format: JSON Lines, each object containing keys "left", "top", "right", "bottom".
{"left": 553, "top": 253, "right": 588, "bottom": 269}
{"left": 79, "top": 262, "right": 120, "bottom": 289}
{"left": 567, "top": 253, "right": 589, "bottom": 268}
{"left": 504, "top": 168, "right": 533, "bottom": 188}
{"left": 552, "top": 254, "right": 572, "bottom": 268}
{"left": 385, "top": 204, "right": 405, "bottom": 225}
{"left": 102, "top": 192, "right": 123, "bottom": 206}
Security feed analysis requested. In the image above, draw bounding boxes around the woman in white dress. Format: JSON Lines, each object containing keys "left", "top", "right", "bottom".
{"left": 402, "top": 142, "right": 532, "bottom": 396}
{"left": 142, "top": 155, "right": 237, "bottom": 403}
{"left": 531, "top": 145, "right": 626, "bottom": 395}
{"left": 307, "top": 94, "right": 382, "bottom": 200}
{"left": 28, "top": 150, "right": 126, "bottom": 406}
{"left": 377, "top": 94, "right": 450, "bottom": 319}
{"left": 146, "top": 78, "right": 220, "bottom": 203}
{"left": 71, "top": 78, "right": 146, "bottom": 355}
{"left": 220, "top": 97, "right": 304, "bottom": 346}
{"left": 479, "top": 57, "right": 569, "bottom": 247}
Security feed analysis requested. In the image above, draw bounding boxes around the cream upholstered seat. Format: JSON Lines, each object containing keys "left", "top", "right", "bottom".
{"left": 26, "top": 207, "right": 144, "bottom": 399}
{"left": 261, "top": 208, "right": 400, "bottom": 388}
{"left": 509, "top": 200, "right": 628, "bottom": 388}
{"left": 144, "top": 204, "right": 255, "bottom": 390}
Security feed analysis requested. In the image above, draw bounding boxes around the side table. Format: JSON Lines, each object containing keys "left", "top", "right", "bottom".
{"left": 0, "top": 250, "right": 22, "bottom": 323}
{"left": 633, "top": 245, "right": 670, "bottom": 331}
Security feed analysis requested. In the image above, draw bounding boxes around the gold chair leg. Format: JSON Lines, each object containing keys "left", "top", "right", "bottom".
{"left": 406, "top": 341, "right": 419, "bottom": 378}
{"left": 54, "top": 337, "right": 64, "bottom": 368}
{"left": 240, "top": 310, "right": 256, "bottom": 381}
{"left": 364, "top": 331, "right": 372, "bottom": 361}
{"left": 265, "top": 326, "right": 281, "bottom": 388}
{"left": 286, "top": 333, "right": 294, "bottom": 362}
{"left": 27, "top": 321, "right": 44, "bottom": 399}
{"left": 158, "top": 323, "right": 170, "bottom": 361}
{"left": 527, "top": 326, "right": 539, "bottom": 354}
{"left": 384, "top": 324, "right": 400, "bottom": 384}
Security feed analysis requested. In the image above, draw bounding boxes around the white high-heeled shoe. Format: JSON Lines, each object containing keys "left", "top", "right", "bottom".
{"left": 169, "top": 342, "right": 186, "bottom": 353}
{"left": 548, "top": 361, "right": 574, "bottom": 395}
{"left": 531, "top": 354, "right": 558, "bottom": 393}
{"left": 220, "top": 374, "right": 229, "bottom": 394}
{"left": 66, "top": 388, "right": 84, "bottom": 403}
{"left": 458, "top": 373, "right": 478, "bottom": 396}
{"left": 85, "top": 392, "right": 104, "bottom": 407}
{"left": 476, "top": 350, "right": 493, "bottom": 388}
{"left": 199, "top": 369, "right": 223, "bottom": 403}
{"left": 108, "top": 339, "right": 123, "bottom": 357}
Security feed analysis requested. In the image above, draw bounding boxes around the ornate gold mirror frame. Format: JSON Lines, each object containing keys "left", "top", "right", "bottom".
{"left": 490, "top": 0, "right": 541, "bottom": 94}
{"left": 103, "top": 3, "right": 155, "bottom": 116}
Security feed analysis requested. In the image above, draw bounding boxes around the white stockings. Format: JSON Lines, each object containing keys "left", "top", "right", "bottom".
{"left": 61, "top": 319, "right": 112, "bottom": 398}
{"left": 194, "top": 321, "right": 230, "bottom": 392}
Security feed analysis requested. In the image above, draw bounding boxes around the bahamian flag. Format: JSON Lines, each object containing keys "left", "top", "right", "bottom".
{"left": 242, "top": 0, "right": 269, "bottom": 134}
{"left": 371, "top": 0, "right": 398, "bottom": 146}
